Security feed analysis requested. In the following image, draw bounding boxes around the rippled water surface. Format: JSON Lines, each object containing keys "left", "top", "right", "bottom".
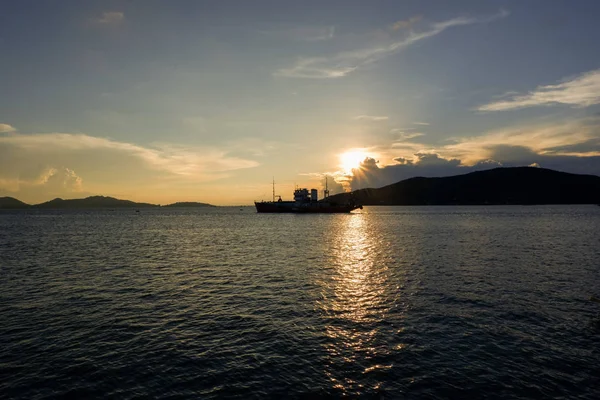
{"left": 1, "top": 206, "right": 600, "bottom": 399}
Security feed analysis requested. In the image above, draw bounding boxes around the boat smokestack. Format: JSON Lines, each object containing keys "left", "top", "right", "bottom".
{"left": 311, "top": 189, "right": 318, "bottom": 202}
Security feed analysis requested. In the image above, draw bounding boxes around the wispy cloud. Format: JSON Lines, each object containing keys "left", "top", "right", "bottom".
{"left": 391, "top": 15, "right": 422, "bottom": 31}
{"left": 95, "top": 11, "right": 124, "bottom": 25}
{"left": 354, "top": 115, "right": 389, "bottom": 121}
{"left": 258, "top": 25, "right": 335, "bottom": 42}
{"left": 0, "top": 132, "right": 259, "bottom": 178}
{"left": 478, "top": 69, "right": 600, "bottom": 111}
{"left": 275, "top": 10, "right": 508, "bottom": 79}
{"left": 438, "top": 118, "right": 600, "bottom": 164}
{"left": 293, "top": 26, "right": 334, "bottom": 41}
{"left": 365, "top": 117, "right": 600, "bottom": 168}
{"left": 0, "top": 123, "right": 16, "bottom": 133}
{"left": 413, "top": 121, "right": 430, "bottom": 126}
{"left": 390, "top": 129, "right": 425, "bottom": 141}
{"left": 0, "top": 130, "right": 273, "bottom": 204}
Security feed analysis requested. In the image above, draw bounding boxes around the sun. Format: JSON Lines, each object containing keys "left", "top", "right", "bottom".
{"left": 339, "top": 150, "right": 368, "bottom": 174}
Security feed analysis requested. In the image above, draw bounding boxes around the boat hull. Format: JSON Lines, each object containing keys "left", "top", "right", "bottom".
{"left": 254, "top": 201, "right": 362, "bottom": 213}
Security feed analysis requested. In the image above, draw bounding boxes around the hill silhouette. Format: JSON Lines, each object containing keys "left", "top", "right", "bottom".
{"left": 0, "top": 195, "right": 217, "bottom": 209}
{"left": 0, "top": 197, "right": 30, "bottom": 209}
{"left": 327, "top": 167, "right": 600, "bottom": 205}
{"left": 33, "top": 196, "right": 157, "bottom": 209}
{"left": 2, "top": 168, "right": 599, "bottom": 208}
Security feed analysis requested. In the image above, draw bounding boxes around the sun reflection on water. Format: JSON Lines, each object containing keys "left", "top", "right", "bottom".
{"left": 319, "top": 213, "right": 402, "bottom": 396}
{"left": 328, "top": 216, "right": 387, "bottom": 323}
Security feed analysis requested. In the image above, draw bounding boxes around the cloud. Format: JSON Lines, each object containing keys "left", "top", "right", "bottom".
{"left": 95, "top": 11, "right": 124, "bottom": 25}
{"left": 380, "top": 118, "right": 600, "bottom": 167}
{"left": 413, "top": 121, "right": 430, "bottom": 126}
{"left": 322, "top": 174, "right": 345, "bottom": 195}
{"left": 0, "top": 178, "right": 19, "bottom": 192}
{"left": 478, "top": 68, "right": 600, "bottom": 111}
{"left": 391, "top": 15, "right": 422, "bottom": 31}
{"left": 0, "top": 167, "right": 84, "bottom": 198}
{"left": 442, "top": 117, "right": 600, "bottom": 164}
{"left": 331, "top": 116, "right": 600, "bottom": 190}
{"left": 287, "top": 26, "right": 334, "bottom": 41}
{"left": 0, "top": 132, "right": 258, "bottom": 178}
{"left": 275, "top": 10, "right": 508, "bottom": 79}
{"left": 39, "top": 167, "right": 83, "bottom": 192}
{"left": 259, "top": 25, "right": 335, "bottom": 42}
{"left": 347, "top": 149, "right": 598, "bottom": 191}
{"left": 354, "top": 115, "right": 389, "bottom": 121}
{"left": 36, "top": 167, "right": 57, "bottom": 185}
{"left": 307, "top": 26, "right": 335, "bottom": 41}
{"left": 0, "top": 123, "right": 16, "bottom": 133}
{"left": 390, "top": 129, "right": 425, "bottom": 141}
{"left": 0, "top": 130, "right": 264, "bottom": 203}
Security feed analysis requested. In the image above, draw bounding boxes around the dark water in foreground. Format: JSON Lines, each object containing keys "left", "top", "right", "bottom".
{"left": 1, "top": 206, "right": 600, "bottom": 399}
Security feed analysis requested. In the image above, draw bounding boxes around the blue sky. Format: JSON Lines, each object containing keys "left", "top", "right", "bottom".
{"left": 1, "top": 0, "right": 600, "bottom": 204}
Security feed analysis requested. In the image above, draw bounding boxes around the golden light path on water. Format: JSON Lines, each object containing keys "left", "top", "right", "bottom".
{"left": 318, "top": 213, "right": 407, "bottom": 395}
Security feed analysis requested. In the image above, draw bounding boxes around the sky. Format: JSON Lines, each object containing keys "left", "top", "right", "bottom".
{"left": 1, "top": 0, "right": 600, "bottom": 205}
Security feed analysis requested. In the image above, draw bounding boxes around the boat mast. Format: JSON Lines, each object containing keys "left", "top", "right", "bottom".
{"left": 324, "top": 175, "right": 330, "bottom": 199}
{"left": 272, "top": 177, "right": 275, "bottom": 202}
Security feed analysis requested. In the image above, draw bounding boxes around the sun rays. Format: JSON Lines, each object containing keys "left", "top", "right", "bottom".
{"left": 339, "top": 150, "right": 369, "bottom": 174}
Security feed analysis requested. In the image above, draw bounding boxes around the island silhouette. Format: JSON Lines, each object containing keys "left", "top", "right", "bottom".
{"left": 328, "top": 167, "right": 600, "bottom": 205}
{"left": 1, "top": 167, "right": 599, "bottom": 209}
{"left": 0, "top": 195, "right": 214, "bottom": 209}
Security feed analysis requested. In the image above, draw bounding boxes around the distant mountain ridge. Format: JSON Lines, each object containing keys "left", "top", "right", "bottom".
{"left": 33, "top": 196, "right": 156, "bottom": 209}
{"left": 2, "top": 167, "right": 599, "bottom": 209}
{"left": 327, "top": 167, "right": 600, "bottom": 205}
{"left": 0, "top": 195, "right": 215, "bottom": 209}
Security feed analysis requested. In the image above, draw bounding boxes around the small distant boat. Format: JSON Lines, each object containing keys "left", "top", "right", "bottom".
{"left": 254, "top": 178, "right": 362, "bottom": 214}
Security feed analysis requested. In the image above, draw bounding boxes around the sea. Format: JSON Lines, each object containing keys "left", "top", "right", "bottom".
{"left": 1, "top": 206, "right": 599, "bottom": 399}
